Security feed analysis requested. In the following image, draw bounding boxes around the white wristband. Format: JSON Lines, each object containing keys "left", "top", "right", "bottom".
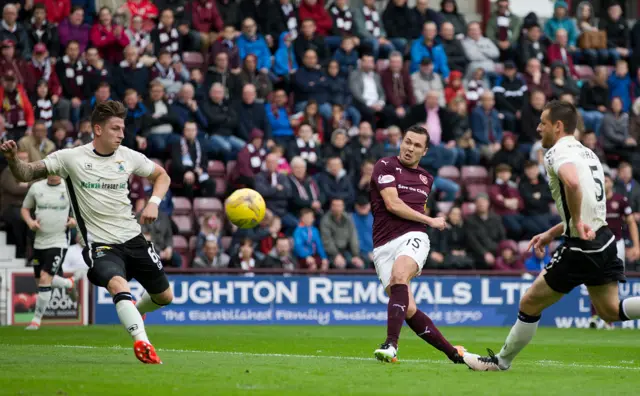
{"left": 149, "top": 196, "right": 162, "bottom": 206}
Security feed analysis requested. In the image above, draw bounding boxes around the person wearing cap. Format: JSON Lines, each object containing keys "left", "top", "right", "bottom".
{"left": 461, "top": 21, "right": 499, "bottom": 78}
{"left": 0, "top": 4, "right": 31, "bottom": 60}
{"left": 0, "top": 39, "right": 26, "bottom": 85}
{"left": 485, "top": 0, "right": 521, "bottom": 62}
{"left": 0, "top": 70, "right": 34, "bottom": 141}
{"left": 516, "top": 22, "right": 546, "bottom": 70}
{"left": 411, "top": 56, "right": 444, "bottom": 106}
{"left": 26, "top": 4, "right": 60, "bottom": 59}
{"left": 465, "top": 192, "right": 506, "bottom": 269}
{"left": 25, "top": 43, "right": 63, "bottom": 103}
{"left": 232, "top": 128, "right": 267, "bottom": 189}
{"left": 492, "top": 60, "right": 527, "bottom": 133}
{"left": 409, "top": 21, "right": 449, "bottom": 76}
{"left": 439, "top": 21, "right": 468, "bottom": 73}
{"left": 543, "top": 1, "right": 578, "bottom": 50}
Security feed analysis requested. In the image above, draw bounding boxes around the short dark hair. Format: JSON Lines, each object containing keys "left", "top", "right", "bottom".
{"left": 301, "top": 18, "right": 316, "bottom": 26}
{"left": 524, "top": 160, "right": 538, "bottom": 169}
{"left": 299, "top": 208, "right": 314, "bottom": 217}
{"left": 96, "top": 81, "right": 110, "bottom": 93}
{"left": 403, "top": 124, "right": 431, "bottom": 147}
{"left": 495, "top": 163, "right": 512, "bottom": 174}
{"left": 70, "top": 5, "right": 83, "bottom": 13}
{"left": 91, "top": 100, "right": 126, "bottom": 128}
{"left": 543, "top": 100, "right": 578, "bottom": 135}
{"left": 33, "top": 3, "right": 45, "bottom": 11}
{"left": 33, "top": 119, "right": 47, "bottom": 130}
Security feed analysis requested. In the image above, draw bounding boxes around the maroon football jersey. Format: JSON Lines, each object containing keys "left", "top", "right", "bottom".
{"left": 607, "top": 193, "right": 632, "bottom": 241}
{"left": 370, "top": 156, "right": 434, "bottom": 248}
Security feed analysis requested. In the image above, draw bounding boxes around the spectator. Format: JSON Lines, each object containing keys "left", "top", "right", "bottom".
{"left": 140, "top": 205, "right": 182, "bottom": 268}
{"left": 599, "top": 2, "right": 630, "bottom": 65}
{"left": 615, "top": 162, "right": 640, "bottom": 214}
{"left": 550, "top": 61, "right": 580, "bottom": 100}
{"left": 51, "top": 121, "right": 72, "bottom": 150}
{"left": 294, "top": 19, "right": 331, "bottom": 69}
{"left": 354, "top": 0, "right": 398, "bottom": 59}
{"left": 348, "top": 121, "right": 383, "bottom": 174}
{"left": 382, "top": 0, "right": 414, "bottom": 43}
{"left": 580, "top": 129, "right": 606, "bottom": 163}
{"left": 576, "top": 1, "right": 597, "bottom": 36}
{"left": 471, "top": 91, "right": 502, "bottom": 160}
{"left": 265, "top": 89, "right": 294, "bottom": 146}
{"left": 322, "top": 128, "right": 352, "bottom": 169}
{"left": 462, "top": 21, "right": 499, "bottom": 78}
{"left": 519, "top": 160, "right": 557, "bottom": 237}
{"left": 17, "top": 120, "right": 54, "bottom": 162}
{"left": 31, "top": 81, "right": 55, "bottom": 129}
{"left": 466, "top": 193, "right": 506, "bottom": 269}
{"left": 122, "top": 89, "right": 148, "bottom": 150}
{"left": 333, "top": 36, "right": 359, "bottom": 79}
{"left": 411, "top": 0, "right": 443, "bottom": 37}
{"left": 295, "top": 100, "right": 326, "bottom": 143}
{"left": 288, "top": 156, "right": 324, "bottom": 217}
{"left": 489, "top": 163, "right": 526, "bottom": 240}
{"left": 464, "top": 67, "right": 490, "bottom": 109}
{"left": 381, "top": 51, "right": 415, "bottom": 125}
{"left": 437, "top": 206, "right": 474, "bottom": 269}
{"left": 439, "top": 21, "right": 467, "bottom": 73}
{"left": 83, "top": 47, "right": 111, "bottom": 98}
{"left": 119, "top": 0, "right": 159, "bottom": 30}
{"left": 411, "top": 57, "right": 444, "bottom": 106}
{"left": 264, "top": 236, "right": 297, "bottom": 270}
{"left": 448, "top": 97, "right": 476, "bottom": 159}
{"left": 259, "top": 215, "right": 284, "bottom": 254}
{"left": 492, "top": 132, "right": 525, "bottom": 177}
{"left": 523, "top": 58, "right": 552, "bottom": 99}
{"left": 602, "top": 96, "right": 635, "bottom": 159}
{"left": 229, "top": 238, "right": 266, "bottom": 271}
{"left": 186, "top": 0, "right": 224, "bottom": 50}
{"left": 81, "top": 81, "right": 111, "bottom": 120}
{"left": 232, "top": 128, "right": 267, "bottom": 188}
{"left": 0, "top": 40, "right": 25, "bottom": 89}
{"left": 494, "top": 240, "right": 524, "bottom": 271}
{"left": 235, "top": 83, "right": 272, "bottom": 143}
{"left": 0, "top": 71, "right": 33, "bottom": 141}
{"left": 74, "top": 118, "right": 93, "bottom": 147}
{"left": 316, "top": 156, "right": 355, "bottom": 210}
{"left": 193, "top": 239, "right": 230, "bottom": 268}
{"left": 349, "top": 53, "right": 386, "bottom": 126}
{"left": 630, "top": 98, "right": 640, "bottom": 143}
{"left": 150, "top": 50, "right": 190, "bottom": 99}
{"left": 170, "top": 83, "right": 208, "bottom": 136}
{"left": 299, "top": 0, "right": 332, "bottom": 37}
{"left": 608, "top": 59, "right": 631, "bottom": 112}
{"left": 287, "top": 125, "right": 319, "bottom": 174}
{"left": 214, "top": 0, "right": 240, "bottom": 29}
{"left": 170, "top": 121, "right": 216, "bottom": 199}
{"left": 320, "top": 198, "right": 364, "bottom": 269}
{"left": 230, "top": 209, "right": 272, "bottom": 251}
{"left": 0, "top": 150, "right": 29, "bottom": 258}
{"left": 0, "top": 4, "right": 31, "bottom": 60}
{"left": 201, "top": 82, "right": 242, "bottom": 160}
{"left": 516, "top": 22, "right": 546, "bottom": 70}
{"left": 525, "top": 245, "right": 551, "bottom": 271}
{"left": 58, "top": 6, "right": 90, "bottom": 53}
{"left": 113, "top": 45, "right": 150, "bottom": 99}
{"left": 543, "top": 1, "right": 577, "bottom": 50}
{"left": 26, "top": 4, "right": 60, "bottom": 58}
{"left": 152, "top": 9, "right": 182, "bottom": 62}
{"left": 579, "top": 66, "right": 609, "bottom": 135}
{"left": 520, "top": 89, "right": 546, "bottom": 149}
{"left": 90, "top": 7, "right": 130, "bottom": 65}
{"left": 273, "top": 32, "right": 298, "bottom": 82}
{"left": 255, "top": 152, "right": 296, "bottom": 230}
{"left": 443, "top": 70, "right": 464, "bottom": 104}
{"left": 239, "top": 0, "right": 270, "bottom": 34}
{"left": 326, "top": 59, "right": 360, "bottom": 127}
{"left": 207, "top": 51, "right": 242, "bottom": 100}
{"left": 327, "top": 0, "right": 358, "bottom": 52}
{"left": 410, "top": 21, "right": 449, "bottom": 77}
{"left": 547, "top": 28, "right": 577, "bottom": 79}
{"left": 353, "top": 159, "right": 374, "bottom": 199}
{"left": 210, "top": 25, "right": 241, "bottom": 72}
{"left": 439, "top": 0, "right": 466, "bottom": 38}
{"left": 35, "top": 0, "right": 71, "bottom": 24}
{"left": 293, "top": 208, "right": 329, "bottom": 270}
{"left": 143, "top": 81, "right": 180, "bottom": 157}
{"left": 493, "top": 61, "right": 526, "bottom": 132}
{"left": 195, "top": 213, "right": 223, "bottom": 257}
{"left": 266, "top": 0, "right": 298, "bottom": 45}
{"left": 237, "top": 17, "right": 271, "bottom": 72}
{"left": 485, "top": 0, "right": 521, "bottom": 62}
{"left": 239, "top": 53, "right": 273, "bottom": 103}
{"left": 125, "top": 15, "right": 152, "bottom": 57}
{"left": 351, "top": 195, "right": 373, "bottom": 267}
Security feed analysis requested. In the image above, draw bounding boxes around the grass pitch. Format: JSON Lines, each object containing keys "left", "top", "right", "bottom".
{"left": 0, "top": 325, "right": 639, "bottom": 395}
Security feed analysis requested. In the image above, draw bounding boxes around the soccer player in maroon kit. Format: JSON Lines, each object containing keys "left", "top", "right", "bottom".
{"left": 369, "top": 125, "right": 469, "bottom": 364}
{"left": 589, "top": 172, "right": 640, "bottom": 328}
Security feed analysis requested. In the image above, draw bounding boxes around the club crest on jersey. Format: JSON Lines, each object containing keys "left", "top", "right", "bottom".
{"left": 60, "top": 193, "right": 65, "bottom": 201}
{"left": 115, "top": 160, "right": 126, "bottom": 173}
{"left": 612, "top": 201, "right": 619, "bottom": 210}
{"left": 420, "top": 175, "right": 429, "bottom": 185}
{"left": 84, "top": 162, "right": 92, "bottom": 170}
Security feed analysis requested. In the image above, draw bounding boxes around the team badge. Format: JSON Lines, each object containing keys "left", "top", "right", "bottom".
{"left": 115, "top": 160, "right": 126, "bottom": 173}
{"left": 60, "top": 193, "right": 65, "bottom": 201}
{"left": 612, "top": 201, "right": 619, "bottom": 210}
{"left": 419, "top": 175, "right": 429, "bottom": 185}
{"left": 85, "top": 163, "right": 92, "bottom": 170}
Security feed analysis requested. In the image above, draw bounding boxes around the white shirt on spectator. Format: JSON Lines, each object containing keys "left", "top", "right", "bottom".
{"left": 362, "top": 72, "right": 379, "bottom": 107}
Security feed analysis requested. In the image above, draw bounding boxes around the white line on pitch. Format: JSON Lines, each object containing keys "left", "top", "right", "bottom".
{"left": 2, "top": 344, "right": 640, "bottom": 371}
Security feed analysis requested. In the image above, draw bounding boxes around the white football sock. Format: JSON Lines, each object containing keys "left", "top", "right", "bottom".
{"left": 620, "top": 298, "right": 640, "bottom": 320}
{"left": 32, "top": 286, "right": 52, "bottom": 325}
{"left": 114, "top": 293, "right": 149, "bottom": 342}
{"left": 496, "top": 312, "right": 540, "bottom": 369}
{"left": 136, "top": 292, "right": 164, "bottom": 315}
{"left": 51, "top": 275, "right": 72, "bottom": 289}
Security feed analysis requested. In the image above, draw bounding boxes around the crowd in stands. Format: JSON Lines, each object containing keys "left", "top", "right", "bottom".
{"left": 1, "top": 0, "right": 640, "bottom": 272}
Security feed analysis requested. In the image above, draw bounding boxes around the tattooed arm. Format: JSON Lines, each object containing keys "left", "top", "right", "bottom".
{"left": 1, "top": 140, "right": 50, "bottom": 182}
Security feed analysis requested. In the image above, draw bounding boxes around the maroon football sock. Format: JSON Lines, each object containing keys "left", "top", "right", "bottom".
{"left": 406, "top": 309, "right": 459, "bottom": 362}
{"left": 591, "top": 303, "right": 597, "bottom": 316}
{"left": 385, "top": 284, "right": 409, "bottom": 348}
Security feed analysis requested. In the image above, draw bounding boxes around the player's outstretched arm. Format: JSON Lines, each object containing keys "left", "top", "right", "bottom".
{"left": 380, "top": 187, "right": 445, "bottom": 230}
{"left": 626, "top": 214, "right": 640, "bottom": 257}
{"left": 558, "top": 163, "right": 594, "bottom": 240}
{"left": 0, "top": 140, "right": 48, "bottom": 182}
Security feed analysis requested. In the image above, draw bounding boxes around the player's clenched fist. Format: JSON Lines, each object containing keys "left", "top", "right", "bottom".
{"left": 427, "top": 216, "right": 446, "bottom": 230}
{"left": 0, "top": 140, "right": 18, "bottom": 160}
{"left": 139, "top": 203, "right": 159, "bottom": 224}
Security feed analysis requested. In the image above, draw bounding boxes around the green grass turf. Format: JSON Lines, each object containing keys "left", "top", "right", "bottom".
{"left": 0, "top": 325, "right": 639, "bottom": 395}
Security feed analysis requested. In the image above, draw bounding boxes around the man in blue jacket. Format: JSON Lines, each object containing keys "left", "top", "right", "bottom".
{"left": 237, "top": 17, "right": 271, "bottom": 72}
{"left": 410, "top": 21, "right": 449, "bottom": 77}
{"left": 471, "top": 91, "right": 503, "bottom": 160}
{"left": 292, "top": 49, "right": 332, "bottom": 119}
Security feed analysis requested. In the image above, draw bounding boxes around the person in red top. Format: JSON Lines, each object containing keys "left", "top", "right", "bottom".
{"left": 380, "top": 51, "right": 415, "bottom": 127}
{"left": 298, "top": 0, "right": 333, "bottom": 37}
{"left": 90, "top": 7, "right": 131, "bottom": 65}
{"left": 0, "top": 39, "right": 26, "bottom": 86}
{"left": 186, "top": 0, "right": 224, "bottom": 50}
{"left": 546, "top": 28, "right": 578, "bottom": 80}
{"left": 444, "top": 70, "right": 465, "bottom": 105}
{"left": 231, "top": 128, "right": 267, "bottom": 189}
{"left": 493, "top": 240, "right": 525, "bottom": 271}
{"left": 121, "top": 0, "right": 159, "bottom": 32}
{"left": 25, "top": 44, "right": 62, "bottom": 99}
{"left": 0, "top": 71, "right": 34, "bottom": 141}
{"left": 489, "top": 163, "right": 527, "bottom": 240}
{"left": 34, "top": 0, "right": 71, "bottom": 24}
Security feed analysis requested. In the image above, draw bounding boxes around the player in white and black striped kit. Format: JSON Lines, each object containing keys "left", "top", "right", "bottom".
{"left": 21, "top": 175, "right": 78, "bottom": 330}
{"left": 0, "top": 101, "right": 172, "bottom": 364}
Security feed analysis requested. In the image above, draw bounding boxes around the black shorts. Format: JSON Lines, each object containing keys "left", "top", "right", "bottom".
{"left": 32, "top": 248, "right": 67, "bottom": 278}
{"left": 82, "top": 234, "right": 170, "bottom": 295}
{"left": 544, "top": 227, "right": 626, "bottom": 294}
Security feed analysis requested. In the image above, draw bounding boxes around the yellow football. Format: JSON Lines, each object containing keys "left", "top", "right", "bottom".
{"left": 224, "top": 188, "right": 266, "bottom": 229}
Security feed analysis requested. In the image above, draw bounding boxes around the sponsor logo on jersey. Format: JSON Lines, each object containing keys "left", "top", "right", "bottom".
{"left": 420, "top": 175, "right": 429, "bottom": 185}
{"left": 378, "top": 174, "right": 395, "bottom": 184}
{"left": 84, "top": 163, "right": 92, "bottom": 170}
{"left": 80, "top": 181, "right": 127, "bottom": 190}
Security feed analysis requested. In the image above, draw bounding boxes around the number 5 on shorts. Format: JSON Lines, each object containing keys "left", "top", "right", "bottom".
{"left": 405, "top": 238, "right": 421, "bottom": 249}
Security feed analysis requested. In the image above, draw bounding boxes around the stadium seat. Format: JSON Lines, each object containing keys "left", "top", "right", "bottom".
{"left": 172, "top": 215, "right": 193, "bottom": 236}
{"left": 182, "top": 52, "right": 204, "bottom": 70}
{"left": 226, "top": 161, "right": 236, "bottom": 180}
{"left": 173, "top": 235, "right": 189, "bottom": 255}
{"left": 466, "top": 184, "right": 488, "bottom": 201}
{"left": 436, "top": 201, "right": 454, "bottom": 215}
{"left": 220, "top": 236, "right": 232, "bottom": 252}
{"left": 461, "top": 166, "right": 490, "bottom": 184}
{"left": 214, "top": 178, "right": 227, "bottom": 197}
{"left": 194, "top": 197, "right": 223, "bottom": 216}
{"left": 574, "top": 65, "right": 594, "bottom": 80}
{"left": 207, "top": 160, "right": 225, "bottom": 177}
{"left": 172, "top": 197, "right": 192, "bottom": 216}
{"left": 375, "top": 129, "right": 386, "bottom": 143}
{"left": 461, "top": 202, "right": 476, "bottom": 218}
{"left": 437, "top": 166, "right": 460, "bottom": 184}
